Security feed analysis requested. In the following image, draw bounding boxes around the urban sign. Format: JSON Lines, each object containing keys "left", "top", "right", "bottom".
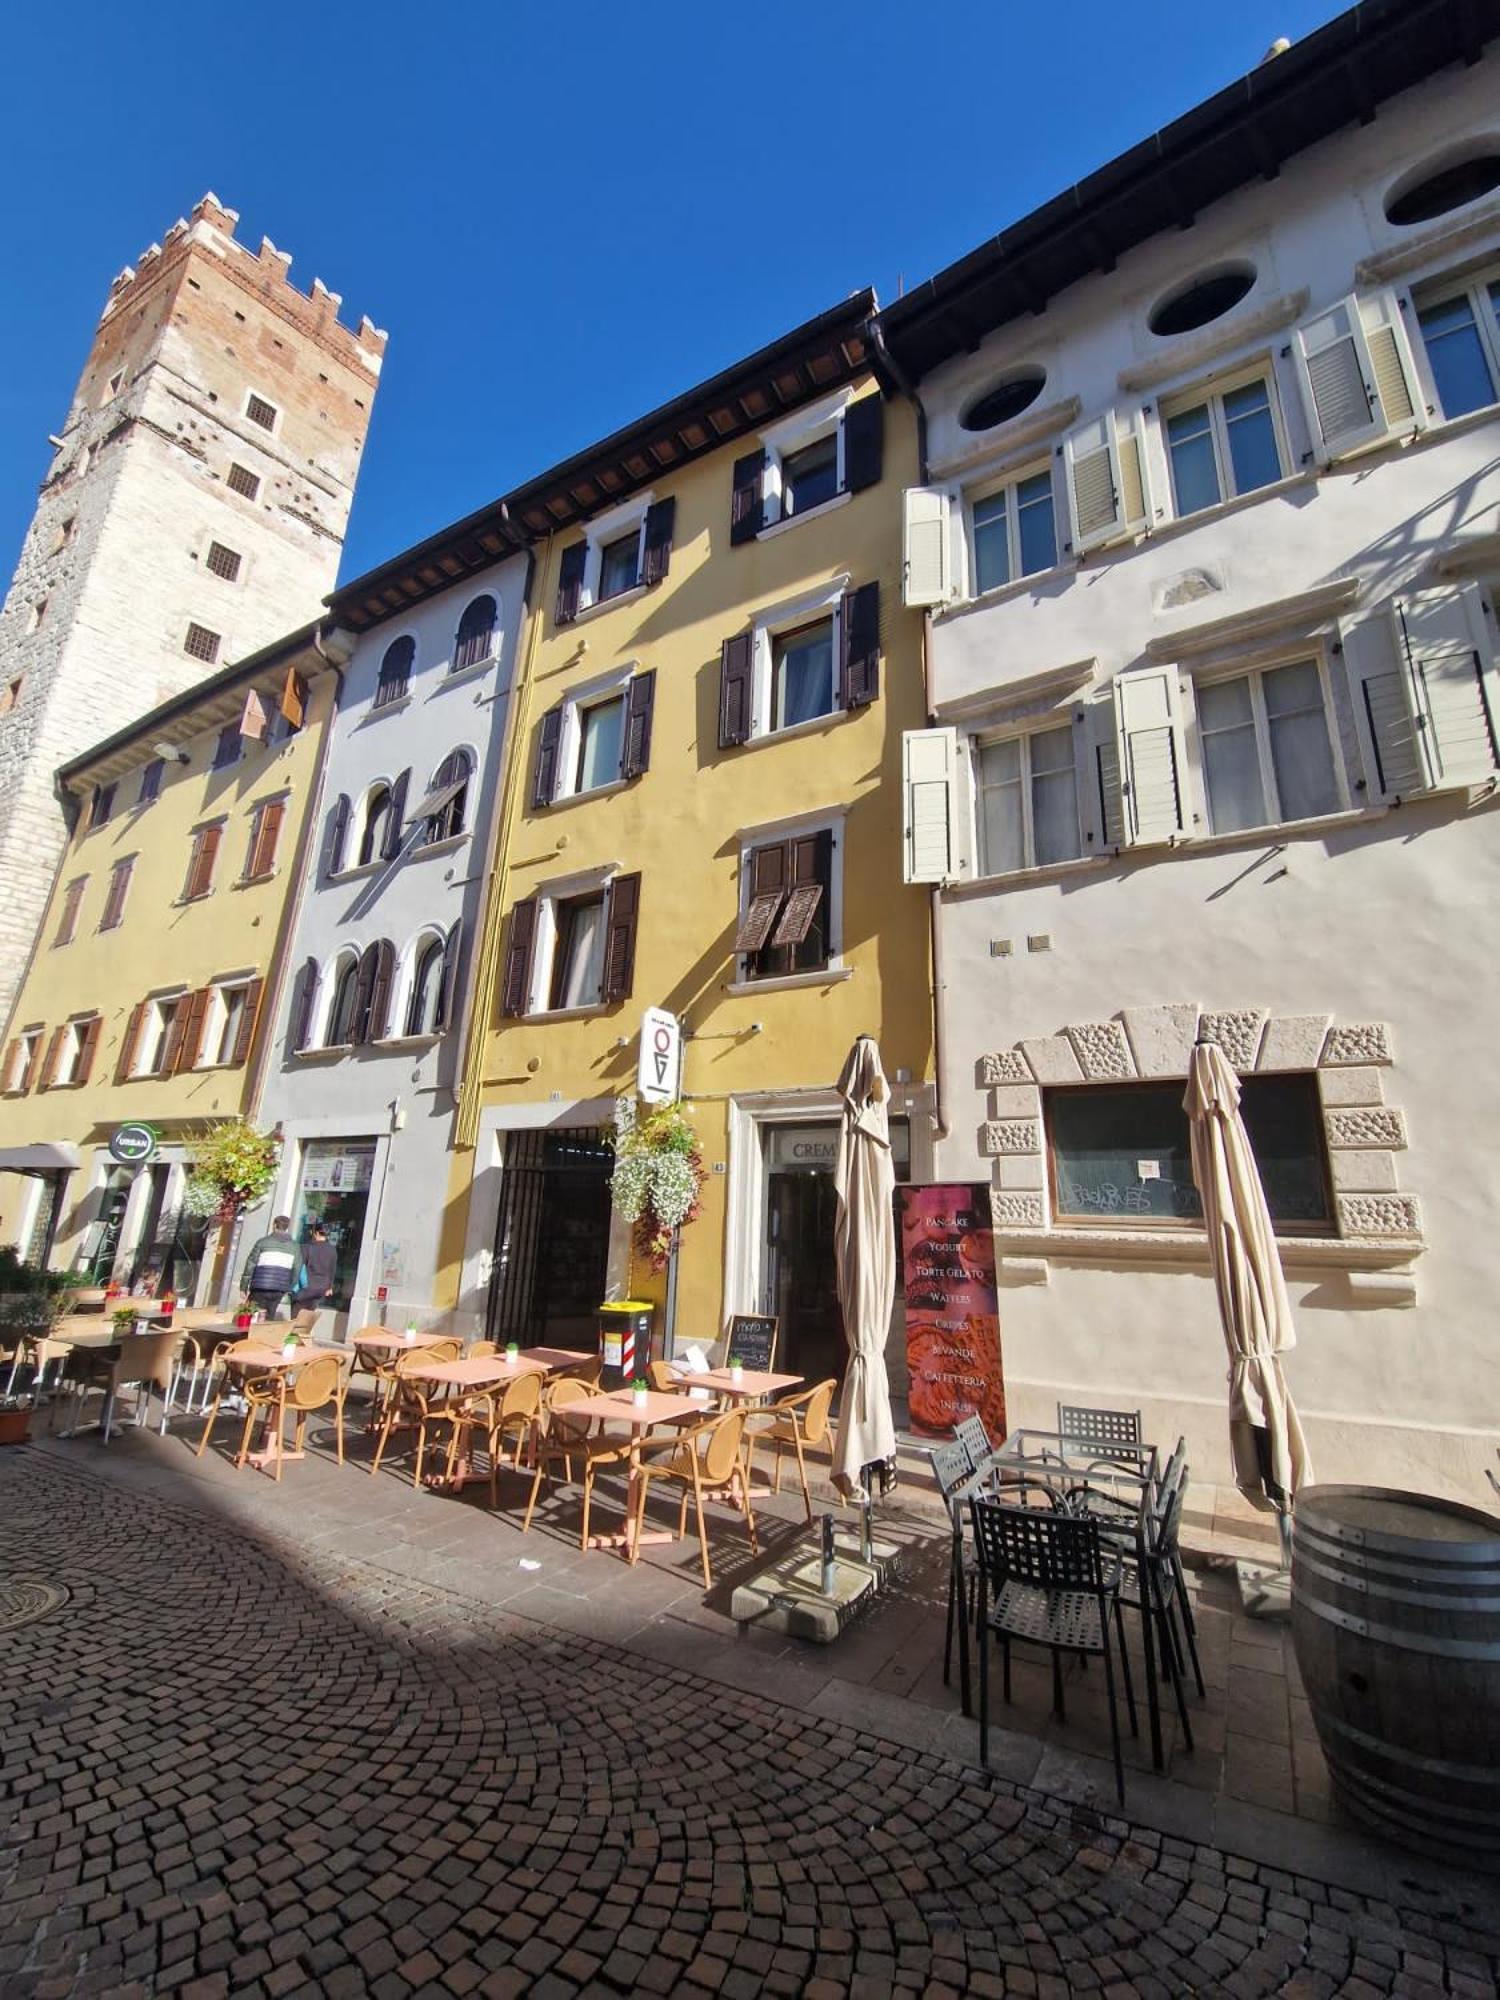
{"left": 637, "top": 1007, "right": 681, "bottom": 1105}
{"left": 108, "top": 1123, "right": 158, "bottom": 1166}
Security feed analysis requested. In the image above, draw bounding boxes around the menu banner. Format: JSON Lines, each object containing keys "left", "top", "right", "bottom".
{"left": 898, "top": 1184, "right": 1006, "bottom": 1443}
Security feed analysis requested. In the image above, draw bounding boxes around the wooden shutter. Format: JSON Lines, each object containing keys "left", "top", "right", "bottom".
{"left": 3, "top": 1038, "right": 18, "bottom": 1093}
{"left": 384, "top": 771, "right": 410, "bottom": 860}
{"left": 719, "top": 633, "right": 754, "bottom": 748}
{"left": 73, "top": 1017, "right": 101, "bottom": 1086}
{"left": 436, "top": 919, "right": 465, "bottom": 1032}
{"left": 903, "top": 727, "right": 962, "bottom": 884}
{"left": 364, "top": 939, "right": 395, "bottom": 1042}
{"left": 100, "top": 860, "right": 132, "bottom": 930}
{"left": 1097, "top": 668, "right": 1186, "bottom": 847}
{"left": 21, "top": 1035, "right": 44, "bottom": 1092}
{"left": 39, "top": 1026, "right": 66, "bottom": 1091}
{"left": 622, "top": 670, "right": 656, "bottom": 779}
{"left": 730, "top": 449, "right": 765, "bottom": 545}
{"left": 173, "top": 988, "right": 212, "bottom": 1073}
{"left": 246, "top": 798, "right": 284, "bottom": 879}
{"left": 350, "top": 941, "right": 381, "bottom": 1044}
{"left": 843, "top": 394, "right": 884, "bottom": 493}
{"left": 771, "top": 876, "right": 824, "bottom": 947}
{"left": 55, "top": 877, "right": 85, "bottom": 945}
{"left": 641, "top": 498, "right": 676, "bottom": 587}
{"left": 839, "top": 582, "right": 881, "bottom": 710}
{"left": 1291, "top": 293, "right": 1421, "bottom": 461}
{"left": 903, "top": 489, "right": 952, "bottom": 608}
{"left": 160, "top": 998, "right": 190, "bottom": 1075}
{"left": 500, "top": 899, "right": 538, "bottom": 1017}
{"left": 601, "top": 873, "right": 641, "bottom": 1005}
{"left": 231, "top": 977, "right": 264, "bottom": 1066}
{"left": 1345, "top": 587, "right": 1500, "bottom": 797}
{"left": 1061, "top": 410, "right": 1150, "bottom": 553}
{"left": 325, "top": 793, "right": 351, "bottom": 878}
{"left": 533, "top": 705, "right": 563, "bottom": 807}
{"left": 555, "top": 541, "right": 587, "bottom": 625}
{"left": 184, "top": 823, "right": 221, "bottom": 900}
{"left": 736, "top": 840, "right": 790, "bottom": 953}
{"left": 289, "top": 956, "right": 319, "bottom": 1055}
{"left": 115, "top": 1003, "right": 145, "bottom": 1084}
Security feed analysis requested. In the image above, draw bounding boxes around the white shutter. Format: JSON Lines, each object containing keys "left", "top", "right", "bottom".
{"left": 1063, "top": 410, "right": 1149, "bottom": 553}
{"left": 902, "top": 488, "right": 951, "bottom": 608}
{"left": 902, "top": 727, "right": 962, "bottom": 883}
{"left": 1294, "top": 291, "right": 1423, "bottom": 461}
{"left": 1117, "top": 411, "right": 1152, "bottom": 535}
{"left": 1341, "top": 604, "right": 1425, "bottom": 799}
{"left": 1361, "top": 292, "right": 1423, "bottom": 435}
{"left": 1101, "top": 667, "right": 1186, "bottom": 847}
{"left": 1392, "top": 585, "right": 1500, "bottom": 791}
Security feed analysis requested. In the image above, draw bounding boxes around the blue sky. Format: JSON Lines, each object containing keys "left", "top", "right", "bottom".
{"left": 0, "top": 0, "right": 1344, "bottom": 590}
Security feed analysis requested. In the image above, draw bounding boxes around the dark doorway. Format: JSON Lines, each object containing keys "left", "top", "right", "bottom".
{"left": 486, "top": 1128, "right": 613, "bottom": 1350}
{"left": 766, "top": 1168, "right": 845, "bottom": 1386}
{"left": 87, "top": 1169, "right": 134, "bottom": 1283}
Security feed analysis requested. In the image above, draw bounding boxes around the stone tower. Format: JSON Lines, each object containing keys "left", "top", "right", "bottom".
{"left": 0, "top": 193, "right": 386, "bottom": 1025}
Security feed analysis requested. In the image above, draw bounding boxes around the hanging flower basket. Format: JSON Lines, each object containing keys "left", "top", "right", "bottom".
{"left": 185, "top": 1120, "right": 280, "bottom": 1224}
{"left": 609, "top": 1104, "right": 705, "bottom": 1272}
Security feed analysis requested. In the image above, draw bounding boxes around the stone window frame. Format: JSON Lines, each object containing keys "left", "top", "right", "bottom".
{"left": 977, "top": 1002, "right": 1421, "bottom": 1263}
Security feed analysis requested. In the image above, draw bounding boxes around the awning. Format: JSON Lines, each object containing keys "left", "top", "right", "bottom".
{"left": 0, "top": 1142, "right": 79, "bottom": 1173}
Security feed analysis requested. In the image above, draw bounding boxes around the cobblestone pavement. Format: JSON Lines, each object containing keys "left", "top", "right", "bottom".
{"left": 2, "top": 1452, "right": 1497, "bottom": 2000}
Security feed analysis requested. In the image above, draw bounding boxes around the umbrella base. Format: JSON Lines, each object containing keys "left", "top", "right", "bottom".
{"left": 731, "top": 1529, "right": 901, "bottom": 1643}
{"left": 1235, "top": 1558, "right": 1291, "bottom": 1621}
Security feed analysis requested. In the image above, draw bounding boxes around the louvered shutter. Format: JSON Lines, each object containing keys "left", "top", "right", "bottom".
{"left": 719, "top": 633, "right": 754, "bottom": 747}
{"left": 384, "top": 771, "right": 410, "bottom": 860}
{"left": 115, "top": 1004, "right": 145, "bottom": 1083}
{"left": 436, "top": 918, "right": 465, "bottom": 1033}
{"left": 839, "top": 582, "right": 881, "bottom": 710}
{"left": 903, "top": 489, "right": 952, "bottom": 608}
{"left": 3, "top": 1038, "right": 18, "bottom": 1093}
{"left": 231, "top": 978, "right": 264, "bottom": 1066}
{"left": 902, "top": 727, "right": 962, "bottom": 884}
{"left": 363, "top": 939, "right": 395, "bottom": 1041}
{"left": 1293, "top": 292, "right": 1423, "bottom": 462}
{"left": 39, "top": 1026, "right": 66, "bottom": 1091}
{"left": 601, "top": 872, "right": 641, "bottom": 1005}
{"left": 350, "top": 941, "right": 381, "bottom": 1044}
{"left": 532, "top": 704, "right": 563, "bottom": 807}
{"left": 843, "top": 394, "right": 884, "bottom": 493}
{"left": 1097, "top": 668, "right": 1186, "bottom": 847}
{"left": 730, "top": 449, "right": 765, "bottom": 545}
{"left": 622, "top": 670, "right": 656, "bottom": 779}
{"left": 21, "top": 1036, "right": 44, "bottom": 1092}
{"left": 73, "top": 1016, "right": 101, "bottom": 1086}
{"left": 641, "top": 498, "right": 676, "bottom": 587}
{"left": 736, "top": 841, "right": 790, "bottom": 959}
{"left": 555, "top": 541, "right": 587, "bottom": 625}
{"left": 1062, "top": 411, "right": 1150, "bottom": 554}
{"left": 325, "top": 794, "right": 351, "bottom": 878}
{"left": 1346, "top": 588, "right": 1500, "bottom": 797}
{"left": 247, "top": 798, "right": 284, "bottom": 879}
{"left": 288, "top": 957, "right": 319, "bottom": 1055}
{"left": 173, "top": 989, "right": 211, "bottom": 1073}
{"left": 188, "top": 823, "right": 222, "bottom": 900}
{"left": 160, "top": 998, "right": 190, "bottom": 1075}
{"left": 771, "top": 831, "right": 828, "bottom": 948}
{"left": 500, "top": 899, "right": 538, "bottom": 1017}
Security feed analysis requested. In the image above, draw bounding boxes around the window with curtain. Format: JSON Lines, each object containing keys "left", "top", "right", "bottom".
{"left": 1415, "top": 271, "right": 1500, "bottom": 420}
{"left": 597, "top": 533, "right": 640, "bottom": 602}
{"left": 406, "top": 938, "right": 446, "bottom": 1035}
{"left": 576, "top": 697, "right": 626, "bottom": 792}
{"left": 771, "top": 618, "right": 835, "bottom": 730}
{"left": 1197, "top": 660, "right": 1340, "bottom": 834}
{"left": 977, "top": 725, "right": 1082, "bottom": 874}
{"left": 970, "top": 467, "right": 1057, "bottom": 594}
{"left": 549, "top": 895, "right": 606, "bottom": 1009}
{"left": 453, "top": 596, "right": 498, "bottom": 672}
{"left": 1163, "top": 375, "right": 1283, "bottom": 518}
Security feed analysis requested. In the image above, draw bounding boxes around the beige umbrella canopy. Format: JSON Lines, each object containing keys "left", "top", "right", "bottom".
{"left": 831, "top": 1035, "right": 897, "bottom": 1500}
{"left": 1185, "top": 1038, "right": 1313, "bottom": 1515}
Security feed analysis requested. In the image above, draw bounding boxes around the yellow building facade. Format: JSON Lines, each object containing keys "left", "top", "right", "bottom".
{"left": 0, "top": 626, "right": 339, "bottom": 1299}
{"left": 434, "top": 298, "right": 936, "bottom": 1386}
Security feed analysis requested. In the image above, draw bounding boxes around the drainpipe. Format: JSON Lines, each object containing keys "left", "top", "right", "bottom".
{"left": 869, "top": 315, "right": 950, "bottom": 1150}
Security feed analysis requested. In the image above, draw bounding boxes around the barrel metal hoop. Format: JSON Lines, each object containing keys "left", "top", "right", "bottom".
{"left": 1294, "top": 1586, "right": 1500, "bottom": 1659}
{"left": 1294, "top": 1546, "right": 1500, "bottom": 1610}
{"left": 1316, "top": 1707, "right": 1500, "bottom": 1789}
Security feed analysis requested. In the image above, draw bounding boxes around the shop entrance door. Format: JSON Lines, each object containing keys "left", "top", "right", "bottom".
{"left": 486, "top": 1128, "right": 613, "bottom": 1350}
{"left": 86, "top": 1168, "right": 134, "bottom": 1283}
{"left": 766, "top": 1168, "right": 844, "bottom": 1386}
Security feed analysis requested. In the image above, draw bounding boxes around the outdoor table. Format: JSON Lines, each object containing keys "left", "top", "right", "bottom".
{"left": 564, "top": 1388, "right": 702, "bottom": 1556}
{"left": 406, "top": 1353, "right": 549, "bottom": 1490}
{"left": 350, "top": 1327, "right": 452, "bottom": 1432}
{"left": 222, "top": 1342, "right": 334, "bottom": 1474}
{"left": 6, "top": 1321, "right": 115, "bottom": 1400}
{"left": 693, "top": 1370, "right": 804, "bottom": 1501}
{"left": 518, "top": 1345, "right": 599, "bottom": 1374}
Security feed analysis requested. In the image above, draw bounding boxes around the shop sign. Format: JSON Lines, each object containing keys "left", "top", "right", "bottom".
{"left": 637, "top": 1007, "right": 681, "bottom": 1105}
{"left": 898, "top": 1183, "right": 1006, "bottom": 1443}
{"left": 108, "top": 1123, "right": 157, "bottom": 1165}
{"left": 299, "top": 1140, "right": 375, "bottom": 1194}
{"left": 766, "top": 1124, "right": 839, "bottom": 1172}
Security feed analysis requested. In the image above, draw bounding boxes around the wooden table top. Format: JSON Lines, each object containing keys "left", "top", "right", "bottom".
{"left": 694, "top": 1369, "right": 803, "bottom": 1399}
{"left": 517, "top": 1345, "right": 598, "bottom": 1370}
{"left": 224, "top": 1342, "right": 336, "bottom": 1371}
{"left": 569, "top": 1389, "right": 702, "bottom": 1428}
{"left": 411, "top": 1356, "right": 545, "bottom": 1389}
{"left": 349, "top": 1329, "right": 451, "bottom": 1354}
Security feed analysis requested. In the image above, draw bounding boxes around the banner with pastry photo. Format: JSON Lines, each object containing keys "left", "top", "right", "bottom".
{"left": 898, "top": 1183, "right": 1005, "bottom": 1443}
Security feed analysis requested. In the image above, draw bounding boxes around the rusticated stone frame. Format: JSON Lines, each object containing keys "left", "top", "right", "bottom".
{"left": 977, "top": 1003, "right": 1422, "bottom": 1243}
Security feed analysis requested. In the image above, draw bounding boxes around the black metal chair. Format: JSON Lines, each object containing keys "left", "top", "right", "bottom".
{"left": 931, "top": 1439, "right": 976, "bottom": 1705}
{"left": 1057, "top": 1400, "right": 1144, "bottom": 1464}
{"left": 970, "top": 1495, "right": 1136, "bottom": 1803}
{"left": 1116, "top": 1460, "right": 1198, "bottom": 1757}
{"left": 953, "top": 1412, "right": 993, "bottom": 1472}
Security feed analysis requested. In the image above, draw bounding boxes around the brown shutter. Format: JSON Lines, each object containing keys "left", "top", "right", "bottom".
{"left": 532, "top": 705, "right": 563, "bottom": 808}
{"left": 231, "top": 977, "right": 264, "bottom": 1066}
{"left": 437, "top": 918, "right": 465, "bottom": 1032}
{"left": 39, "top": 1026, "right": 66, "bottom": 1091}
{"left": 72, "top": 1017, "right": 101, "bottom": 1085}
{"left": 173, "top": 988, "right": 212, "bottom": 1073}
{"left": 350, "top": 941, "right": 381, "bottom": 1043}
{"left": 158, "top": 997, "right": 189, "bottom": 1075}
{"left": 622, "top": 670, "right": 656, "bottom": 780}
{"left": 22, "top": 1035, "right": 45, "bottom": 1092}
{"left": 641, "top": 498, "right": 676, "bottom": 587}
{"left": 325, "top": 793, "right": 351, "bottom": 877}
{"left": 384, "top": 771, "right": 410, "bottom": 860}
{"left": 184, "top": 823, "right": 222, "bottom": 900}
{"left": 781, "top": 830, "right": 833, "bottom": 963}
{"left": 839, "top": 581, "right": 881, "bottom": 710}
{"left": 289, "top": 957, "right": 318, "bottom": 1054}
{"left": 100, "top": 860, "right": 131, "bottom": 930}
{"left": 736, "top": 841, "right": 791, "bottom": 956}
{"left": 771, "top": 882, "right": 825, "bottom": 948}
{"left": 601, "top": 873, "right": 640, "bottom": 1005}
{"left": 500, "top": 899, "right": 538, "bottom": 1017}
{"left": 843, "top": 395, "right": 884, "bottom": 494}
{"left": 555, "top": 541, "right": 587, "bottom": 625}
{"left": 2, "top": 1038, "right": 19, "bottom": 1093}
{"left": 730, "top": 450, "right": 764, "bottom": 545}
{"left": 719, "top": 633, "right": 754, "bottom": 748}
{"left": 55, "top": 878, "right": 85, "bottom": 945}
{"left": 735, "top": 889, "right": 785, "bottom": 953}
{"left": 115, "top": 1004, "right": 146, "bottom": 1084}
{"left": 366, "top": 940, "right": 395, "bottom": 1042}
{"left": 247, "top": 798, "right": 285, "bottom": 879}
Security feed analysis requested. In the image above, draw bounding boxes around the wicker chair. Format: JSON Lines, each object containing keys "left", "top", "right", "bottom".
{"left": 468, "top": 1339, "right": 499, "bottom": 1359}
{"left": 646, "top": 1360, "right": 679, "bottom": 1392}
{"left": 630, "top": 1407, "right": 759, "bottom": 1588}
{"left": 368, "top": 1341, "right": 462, "bottom": 1484}
{"left": 239, "top": 1352, "right": 344, "bottom": 1480}
{"left": 522, "top": 1377, "right": 629, "bottom": 1545}
{"left": 745, "top": 1378, "right": 836, "bottom": 1523}
{"left": 485, "top": 1372, "right": 543, "bottom": 1502}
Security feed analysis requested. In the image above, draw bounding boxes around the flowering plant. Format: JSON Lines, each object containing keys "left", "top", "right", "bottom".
{"left": 608, "top": 1103, "right": 705, "bottom": 1271}
{"left": 185, "top": 1120, "right": 280, "bottom": 1222}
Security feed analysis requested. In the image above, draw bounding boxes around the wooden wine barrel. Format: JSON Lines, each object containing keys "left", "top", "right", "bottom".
{"left": 1291, "top": 1485, "right": 1500, "bottom": 1871}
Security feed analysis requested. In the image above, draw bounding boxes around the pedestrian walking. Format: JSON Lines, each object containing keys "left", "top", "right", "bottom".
{"left": 292, "top": 1222, "right": 338, "bottom": 1310}
{"left": 241, "top": 1215, "right": 299, "bottom": 1320}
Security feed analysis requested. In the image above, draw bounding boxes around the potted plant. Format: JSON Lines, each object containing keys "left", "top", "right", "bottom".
{"left": 608, "top": 1103, "right": 706, "bottom": 1273}
{"left": 111, "top": 1306, "right": 139, "bottom": 1338}
{"left": 505, "top": 1340, "right": 520, "bottom": 1363}
{"left": 233, "top": 1297, "right": 254, "bottom": 1334}
{"left": 631, "top": 1377, "right": 650, "bottom": 1410}
{"left": 729, "top": 1356, "right": 744, "bottom": 1386}
{"left": 0, "top": 1394, "right": 31, "bottom": 1446}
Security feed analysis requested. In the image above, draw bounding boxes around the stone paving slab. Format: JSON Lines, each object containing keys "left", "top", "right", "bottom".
{"left": 1, "top": 1438, "right": 1498, "bottom": 1998}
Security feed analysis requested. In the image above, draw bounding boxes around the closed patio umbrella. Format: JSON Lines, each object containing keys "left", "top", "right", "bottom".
{"left": 831, "top": 1036, "right": 897, "bottom": 1501}
{"left": 1185, "top": 1036, "right": 1312, "bottom": 1557}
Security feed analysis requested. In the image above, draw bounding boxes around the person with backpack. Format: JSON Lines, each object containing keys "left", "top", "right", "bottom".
{"left": 291, "top": 1222, "right": 338, "bottom": 1310}
{"left": 240, "top": 1215, "right": 299, "bottom": 1320}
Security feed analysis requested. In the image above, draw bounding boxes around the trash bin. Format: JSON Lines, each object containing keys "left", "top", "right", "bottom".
{"left": 597, "top": 1301, "right": 655, "bottom": 1392}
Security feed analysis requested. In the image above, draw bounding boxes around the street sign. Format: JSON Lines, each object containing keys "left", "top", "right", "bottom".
{"left": 108, "top": 1123, "right": 157, "bottom": 1165}
{"left": 637, "top": 1007, "right": 681, "bottom": 1105}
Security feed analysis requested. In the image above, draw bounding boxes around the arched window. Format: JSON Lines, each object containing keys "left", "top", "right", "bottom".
{"left": 359, "top": 784, "right": 394, "bottom": 866}
{"left": 406, "top": 935, "right": 447, "bottom": 1035}
{"left": 326, "top": 954, "right": 360, "bottom": 1046}
{"left": 453, "top": 596, "right": 498, "bottom": 674}
{"left": 374, "top": 635, "right": 415, "bottom": 709}
{"left": 419, "top": 749, "right": 473, "bottom": 846}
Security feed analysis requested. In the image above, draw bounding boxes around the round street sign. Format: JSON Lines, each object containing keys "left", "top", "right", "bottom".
{"left": 108, "top": 1124, "right": 158, "bottom": 1165}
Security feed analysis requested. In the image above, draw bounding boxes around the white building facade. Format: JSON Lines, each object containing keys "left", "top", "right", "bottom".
{"left": 885, "top": 17, "right": 1500, "bottom": 1519}
{"left": 248, "top": 549, "right": 530, "bottom": 1334}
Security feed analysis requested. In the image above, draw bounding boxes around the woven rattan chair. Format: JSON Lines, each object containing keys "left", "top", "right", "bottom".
{"left": 1057, "top": 1401, "right": 1144, "bottom": 1464}
{"left": 745, "top": 1378, "right": 835, "bottom": 1523}
{"left": 647, "top": 1360, "right": 679, "bottom": 1392}
{"left": 467, "top": 1339, "right": 499, "bottom": 1359}
{"left": 970, "top": 1495, "right": 1137, "bottom": 1803}
{"left": 368, "top": 1341, "right": 461, "bottom": 1484}
{"left": 484, "top": 1371, "right": 542, "bottom": 1501}
{"left": 239, "top": 1351, "right": 343, "bottom": 1479}
{"left": 630, "top": 1407, "right": 759, "bottom": 1588}
{"left": 521, "top": 1377, "right": 630, "bottom": 1546}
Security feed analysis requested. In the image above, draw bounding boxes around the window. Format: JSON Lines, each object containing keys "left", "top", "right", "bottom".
{"left": 1386, "top": 149, "right": 1500, "bottom": 226}
{"left": 213, "top": 985, "right": 250, "bottom": 1066}
{"left": 244, "top": 797, "right": 284, "bottom": 880}
{"left": 453, "top": 595, "right": 497, "bottom": 672}
{"left": 1045, "top": 1075, "right": 1331, "bottom": 1232}
{"left": 1163, "top": 375, "right": 1284, "bottom": 516}
{"left": 245, "top": 392, "right": 278, "bottom": 431}
{"left": 781, "top": 433, "right": 840, "bottom": 519}
{"left": 54, "top": 877, "right": 86, "bottom": 946}
{"left": 532, "top": 670, "right": 655, "bottom": 804}
{"left": 970, "top": 467, "right": 1057, "bottom": 594}
{"left": 227, "top": 462, "right": 260, "bottom": 501}
{"left": 89, "top": 783, "right": 115, "bottom": 829}
{"left": 733, "top": 392, "right": 883, "bottom": 543}
{"left": 977, "top": 726, "right": 1082, "bottom": 874}
{"left": 374, "top": 636, "right": 414, "bottom": 708}
{"left": 53, "top": 1017, "right": 99, "bottom": 1089}
{"left": 1149, "top": 264, "right": 1256, "bottom": 337}
{"left": 212, "top": 723, "right": 241, "bottom": 770}
{"left": 326, "top": 957, "right": 361, "bottom": 1047}
{"left": 1196, "top": 660, "right": 1341, "bottom": 834}
{"left": 206, "top": 540, "right": 242, "bottom": 582}
{"left": 553, "top": 497, "right": 678, "bottom": 623}
{"left": 142, "top": 998, "right": 183, "bottom": 1077}
{"left": 410, "top": 752, "right": 472, "bottom": 846}
{"left": 185, "top": 623, "right": 221, "bottom": 664}
{"left": 55, "top": 515, "right": 76, "bottom": 551}
{"left": 961, "top": 369, "right": 1046, "bottom": 433}
{"left": 772, "top": 618, "right": 836, "bottom": 730}
{"left": 182, "top": 822, "right": 223, "bottom": 901}
{"left": 138, "top": 759, "right": 164, "bottom": 806}
{"left": 1415, "top": 273, "right": 1500, "bottom": 422}
{"left": 719, "top": 583, "right": 880, "bottom": 747}
{"left": 549, "top": 894, "right": 607, "bottom": 1009}
{"left": 0, "top": 677, "right": 22, "bottom": 716}
{"left": 577, "top": 697, "right": 626, "bottom": 791}
{"left": 406, "top": 937, "right": 447, "bottom": 1035}
{"left": 358, "top": 785, "right": 395, "bottom": 866}
{"left": 29, "top": 599, "right": 48, "bottom": 632}
{"left": 5, "top": 1030, "right": 41, "bottom": 1094}
{"left": 99, "top": 857, "right": 133, "bottom": 931}
{"left": 736, "top": 829, "right": 834, "bottom": 981}
{"left": 597, "top": 533, "right": 640, "bottom": 602}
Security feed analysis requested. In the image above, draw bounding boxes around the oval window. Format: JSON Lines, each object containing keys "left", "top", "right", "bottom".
{"left": 1385, "top": 149, "right": 1500, "bottom": 227}
{"left": 960, "top": 368, "right": 1046, "bottom": 433}
{"left": 1148, "top": 264, "right": 1256, "bottom": 338}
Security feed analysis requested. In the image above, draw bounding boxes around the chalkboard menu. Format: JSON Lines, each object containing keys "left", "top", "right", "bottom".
{"left": 726, "top": 1313, "right": 777, "bottom": 1372}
